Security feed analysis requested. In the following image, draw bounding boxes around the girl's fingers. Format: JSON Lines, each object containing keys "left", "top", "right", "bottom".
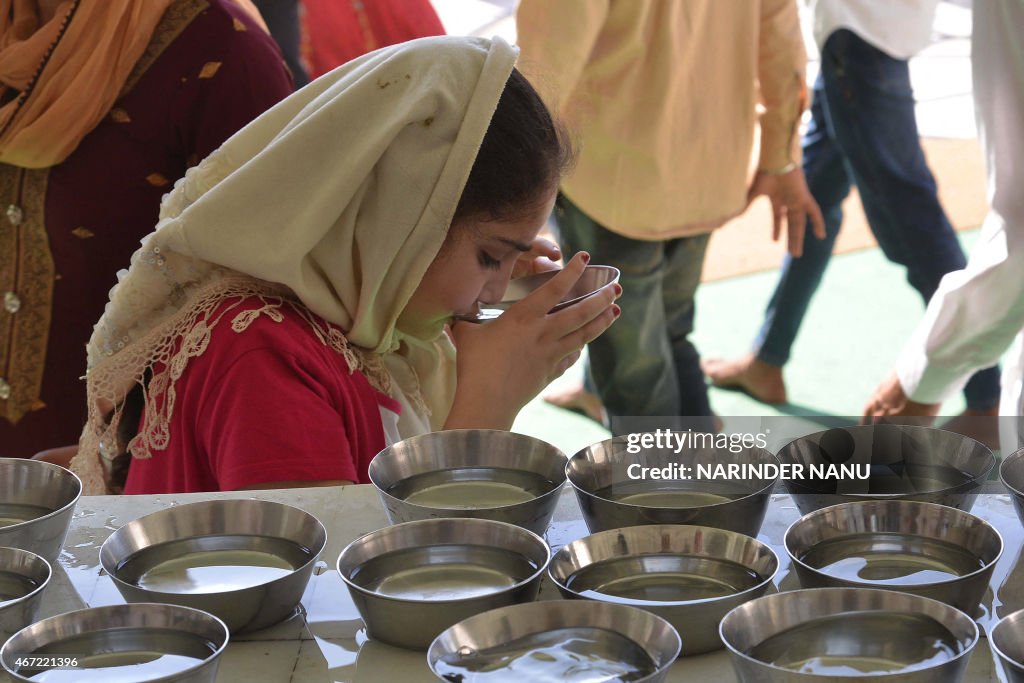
{"left": 530, "top": 237, "right": 561, "bottom": 261}
{"left": 555, "top": 302, "right": 619, "bottom": 358}
{"left": 529, "top": 256, "right": 562, "bottom": 273}
{"left": 548, "top": 348, "right": 583, "bottom": 383}
{"left": 546, "top": 281, "right": 620, "bottom": 338}
{"left": 514, "top": 251, "right": 589, "bottom": 316}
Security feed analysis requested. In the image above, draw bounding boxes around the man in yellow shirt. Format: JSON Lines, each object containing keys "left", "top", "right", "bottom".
{"left": 516, "top": 0, "right": 821, "bottom": 429}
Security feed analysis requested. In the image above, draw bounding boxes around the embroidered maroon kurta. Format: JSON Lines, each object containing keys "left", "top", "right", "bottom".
{"left": 0, "top": 0, "right": 292, "bottom": 456}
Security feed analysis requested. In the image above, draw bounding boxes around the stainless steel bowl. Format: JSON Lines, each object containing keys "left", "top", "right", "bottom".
{"left": 777, "top": 425, "right": 994, "bottom": 516}
{"left": 369, "top": 429, "right": 567, "bottom": 536}
{"left": 548, "top": 524, "right": 778, "bottom": 655}
{"left": 337, "top": 518, "right": 550, "bottom": 650}
{"left": 992, "top": 608, "right": 1024, "bottom": 683}
{"left": 427, "top": 600, "right": 680, "bottom": 682}
{"left": 100, "top": 499, "right": 325, "bottom": 634}
{"left": 720, "top": 587, "right": 978, "bottom": 681}
{"left": 0, "top": 603, "right": 228, "bottom": 682}
{"left": 567, "top": 435, "right": 778, "bottom": 537}
{"left": 457, "top": 265, "right": 620, "bottom": 323}
{"left": 999, "top": 447, "right": 1024, "bottom": 526}
{"left": 0, "top": 547, "right": 51, "bottom": 640}
{"left": 0, "top": 458, "right": 81, "bottom": 565}
{"left": 785, "top": 500, "right": 1001, "bottom": 616}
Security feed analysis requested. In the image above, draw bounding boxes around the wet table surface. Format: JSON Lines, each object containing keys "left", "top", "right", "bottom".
{"left": 31, "top": 486, "right": 1024, "bottom": 682}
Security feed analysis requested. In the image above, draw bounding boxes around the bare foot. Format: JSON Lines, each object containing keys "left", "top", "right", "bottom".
{"left": 543, "top": 381, "right": 608, "bottom": 425}
{"left": 940, "top": 408, "right": 1000, "bottom": 451}
{"left": 701, "top": 354, "right": 788, "bottom": 405}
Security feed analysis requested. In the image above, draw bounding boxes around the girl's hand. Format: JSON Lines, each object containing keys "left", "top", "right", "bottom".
{"left": 511, "top": 236, "right": 562, "bottom": 278}
{"left": 445, "top": 252, "right": 621, "bottom": 430}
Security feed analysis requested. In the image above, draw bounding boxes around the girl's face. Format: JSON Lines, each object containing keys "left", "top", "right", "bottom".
{"left": 399, "top": 190, "right": 557, "bottom": 336}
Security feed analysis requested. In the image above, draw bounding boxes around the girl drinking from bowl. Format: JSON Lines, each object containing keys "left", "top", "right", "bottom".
{"left": 70, "top": 36, "right": 620, "bottom": 495}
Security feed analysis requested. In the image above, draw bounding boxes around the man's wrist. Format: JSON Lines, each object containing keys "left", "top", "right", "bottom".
{"left": 758, "top": 161, "right": 798, "bottom": 176}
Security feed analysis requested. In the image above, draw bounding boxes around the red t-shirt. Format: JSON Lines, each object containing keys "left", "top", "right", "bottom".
{"left": 124, "top": 299, "right": 400, "bottom": 494}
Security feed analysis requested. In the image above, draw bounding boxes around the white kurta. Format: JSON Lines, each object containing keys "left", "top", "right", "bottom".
{"left": 810, "top": 0, "right": 939, "bottom": 58}
{"left": 895, "top": 0, "right": 1024, "bottom": 449}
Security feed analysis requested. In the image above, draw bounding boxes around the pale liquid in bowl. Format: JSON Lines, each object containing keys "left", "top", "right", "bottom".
{"left": 746, "top": 612, "right": 964, "bottom": 675}
{"left": 434, "top": 627, "right": 658, "bottom": 682}
{"left": 116, "top": 536, "right": 311, "bottom": 594}
{"left": 387, "top": 468, "right": 556, "bottom": 509}
{"left": 0, "top": 571, "right": 40, "bottom": 606}
{"left": 799, "top": 533, "right": 986, "bottom": 585}
{"left": 0, "top": 503, "right": 54, "bottom": 529}
{"left": 565, "top": 554, "right": 763, "bottom": 603}
{"left": 349, "top": 544, "right": 538, "bottom": 601}
{"left": 20, "top": 628, "right": 218, "bottom": 682}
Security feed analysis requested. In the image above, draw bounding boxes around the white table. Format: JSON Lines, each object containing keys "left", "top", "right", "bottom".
{"left": 33, "top": 486, "right": 1024, "bottom": 682}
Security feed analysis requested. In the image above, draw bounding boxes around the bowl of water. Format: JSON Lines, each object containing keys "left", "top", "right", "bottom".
{"left": 369, "top": 429, "right": 567, "bottom": 536}
{"left": 0, "top": 547, "right": 51, "bottom": 640}
{"left": 999, "top": 447, "right": 1024, "bottom": 526}
{"left": 100, "top": 499, "right": 325, "bottom": 634}
{"left": 456, "top": 265, "right": 620, "bottom": 323}
{"left": 777, "top": 425, "right": 994, "bottom": 516}
{"left": 720, "top": 587, "right": 978, "bottom": 681}
{"left": 0, "top": 603, "right": 228, "bottom": 682}
{"left": 566, "top": 435, "right": 778, "bottom": 537}
{"left": 785, "top": 500, "right": 1000, "bottom": 616}
{"left": 0, "top": 458, "right": 81, "bottom": 565}
{"left": 991, "top": 608, "right": 1024, "bottom": 683}
{"left": 428, "top": 600, "right": 680, "bottom": 682}
{"left": 337, "top": 518, "right": 550, "bottom": 650}
{"left": 548, "top": 524, "right": 777, "bottom": 656}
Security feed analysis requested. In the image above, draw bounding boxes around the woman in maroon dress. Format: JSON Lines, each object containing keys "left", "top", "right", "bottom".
{"left": 0, "top": 0, "right": 292, "bottom": 456}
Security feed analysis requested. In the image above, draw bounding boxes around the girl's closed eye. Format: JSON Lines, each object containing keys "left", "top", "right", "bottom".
{"left": 478, "top": 250, "right": 502, "bottom": 269}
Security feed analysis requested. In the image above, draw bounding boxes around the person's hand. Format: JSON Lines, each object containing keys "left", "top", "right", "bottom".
{"left": 31, "top": 445, "right": 78, "bottom": 468}
{"left": 861, "top": 371, "right": 941, "bottom": 424}
{"left": 747, "top": 167, "right": 826, "bottom": 258}
{"left": 445, "top": 252, "right": 621, "bottom": 430}
{"left": 511, "top": 236, "right": 562, "bottom": 278}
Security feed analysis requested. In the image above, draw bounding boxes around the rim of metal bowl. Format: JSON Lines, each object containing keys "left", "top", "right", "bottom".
{"left": 336, "top": 517, "right": 551, "bottom": 605}
{"left": 718, "top": 587, "right": 980, "bottom": 677}
{"left": 100, "top": 499, "right": 327, "bottom": 598}
{"left": 783, "top": 500, "right": 1003, "bottom": 591}
{"left": 368, "top": 429, "right": 568, "bottom": 513}
{"left": 0, "top": 602, "right": 230, "bottom": 683}
{"left": 549, "top": 523, "right": 779, "bottom": 607}
{"left": 548, "top": 265, "right": 621, "bottom": 311}
{"left": 778, "top": 426, "right": 996, "bottom": 500}
{"left": 0, "top": 548, "right": 51, "bottom": 610}
{"left": 991, "top": 609, "right": 1024, "bottom": 674}
{"left": 999, "top": 448, "right": 1024, "bottom": 499}
{"left": 0, "top": 459, "right": 82, "bottom": 533}
{"left": 565, "top": 445, "right": 780, "bottom": 509}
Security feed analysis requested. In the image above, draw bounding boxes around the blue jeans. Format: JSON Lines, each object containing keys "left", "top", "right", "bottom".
{"left": 753, "top": 29, "right": 1001, "bottom": 411}
{"left": 553, "top": 195, "right": 715, "bottom": 427}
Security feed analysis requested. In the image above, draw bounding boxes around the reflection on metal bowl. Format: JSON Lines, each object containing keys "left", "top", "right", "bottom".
{"left": 548, "top": 524, "right": 778, "bottom": 655}
{"left": 337, "top": 518, "right": 550, "bottom": 650}
{"left": 101, "top": 499, "right": 325, "bottom": 633}
{"left": 776, "top": 425, "right": 993, "bottom": 516}
{"left": 567, "top": 435, "right": 778, "bottom": 537}
{"left": 369, "top": 429, "right": 566, "bottom": 536}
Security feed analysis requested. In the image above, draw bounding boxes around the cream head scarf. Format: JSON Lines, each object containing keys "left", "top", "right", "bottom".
{"left": 72, "top": 36, "right": 519, "bottom": 494}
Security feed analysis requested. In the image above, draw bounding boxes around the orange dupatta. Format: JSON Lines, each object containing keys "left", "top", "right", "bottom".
{"left": 0, "top": 0, "right": 175, "bottom": 169}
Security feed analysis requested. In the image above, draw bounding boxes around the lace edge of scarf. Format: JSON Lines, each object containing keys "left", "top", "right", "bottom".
{"left": 73, "top": 276, "right": 398, "bottom": 495}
